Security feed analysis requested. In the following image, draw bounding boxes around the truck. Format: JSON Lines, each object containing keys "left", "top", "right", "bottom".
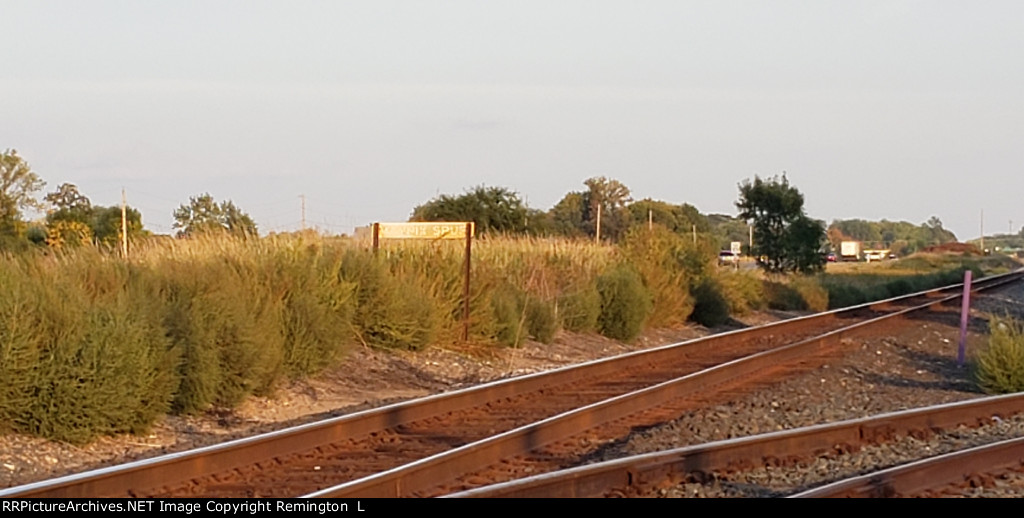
{"left": 840, "top": 241, "right": 862, "bottom": 262}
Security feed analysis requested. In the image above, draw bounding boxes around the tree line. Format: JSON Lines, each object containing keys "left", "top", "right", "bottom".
{"left": 0, "top": 149, "right": 258, "bottom": 251}
{"left": 2, "top": 148, "right": 959, "bottom": 272}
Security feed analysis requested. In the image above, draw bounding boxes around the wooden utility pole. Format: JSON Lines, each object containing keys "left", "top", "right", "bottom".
{"left": 595, "top": 204, "right": 602, "bottom": 244}
{"left": 120, "top": 188, "right": 128, "bottom": 259}
{"left": 980, "top": 209, "right": 985, "bottom": 253}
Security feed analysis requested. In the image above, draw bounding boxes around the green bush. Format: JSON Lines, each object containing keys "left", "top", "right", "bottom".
{"left": 975, "top": 317, "right": 1024, "bottom": 394}
{"left": 690, "top": 277, "right": 731, "bottom": 327}
{"left": 158, "top": 257, "right": 285, "bottom": 413}
{"left": 341, "top": 251, "right": 440, "bottom": 351}
{"left": 487, "top": 286, "right": 558, "bottom": 346}
{"left": 791, "top": 277, "right": 829, "bottom": 312}
{"left": 489, "top": 284, "right": 527, "bottom": 347}
{"left": 763, "top": 276, "right": 828, "bottom": 312}
{"left": 618, "top": 227, "right": 695, "bottom": 327}
{"left": 715, "top": 270, "right": 765, "bottom": 315}
{"left": 826, "top": 284, "right": 868, "bottom": 309}
{"left": 557, "top": 284, "right": 601, "bottom": 333}
{"left": 0, "top": 257, "right": 178, "bottom": 443}
{"left": 596, "top": 265, "right": 652, "bottom": 341}
{"left": 524, "top": 296, "right": 558, "bottom": 344}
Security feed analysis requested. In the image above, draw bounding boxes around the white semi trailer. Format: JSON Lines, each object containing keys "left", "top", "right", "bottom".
{"left": 840, "top": 241, "right": 862, "bottom": 261}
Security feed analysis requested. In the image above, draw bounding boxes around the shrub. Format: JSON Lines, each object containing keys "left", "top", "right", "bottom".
{"left": 557, "top": 284, "right": 601, "bottom": 333}
{"left": 618, "top": 227, "right": 695, "bottom": 327}
{"left": 596, "top": 265, "right": 652, "bottom": 341}
{"left": 826, "top": 284, "right": 868, "bottom": 309}
{"left": 489, "top": 284, "right": 527, "bottom": 347}
{"left": 341, "top": 250, "right": 440, "bottom": 351}
{"left": 763, "top": 276, "right": 828, "bottom": 312}
{"left": 715, "top": 270, "right": 765, "bottom": 315}
{"left": 975, "top": 317, "right": 1024, "bottom": 394}
{"left": 690, "top": 277, "right": 731, "bottom": 327}
{"left": 763, "top": 279, "right": 804, "bottom": 310}
{"left": 0, "top": 256, "right": 178, "bottom": 443}
{"left": 524, "top": 296, "right": 558, "bottom": 344}
{"left": 791, "top": 277, "right": 829, "bottom": 312}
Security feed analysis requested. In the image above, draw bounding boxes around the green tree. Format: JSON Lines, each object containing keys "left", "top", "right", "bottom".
{"left": 173, "top": 193, "right": 257, "bottom": 238}
{"left": 411, "top": 185, "right": 529, "bottom": 235}
{"left": 627, "top": 199, "right": 709, "bottom": 237}
{"left": 583, "top": 176, "right": 632, "bottom": 242}
{"left": 547, "top": 191, "right": 586, "bottom": 238}
{"left": 0, "top": 149, "right": 45, "bottom": 236}
{"left": 91, "top": 205, "right": 145, "bottom": 246}
{"left": 736, "top": 174, "right": 826, "bottom": 274}
{"left": 546, "top": 177, "right": 633, "bottom": 241}
{"left": 45, "top": 183, "right": 93, "bottom": 227}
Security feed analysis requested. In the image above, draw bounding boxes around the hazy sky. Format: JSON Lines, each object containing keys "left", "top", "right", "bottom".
{"left": 2, "top": 1, "right": 1021, "bottom": 239}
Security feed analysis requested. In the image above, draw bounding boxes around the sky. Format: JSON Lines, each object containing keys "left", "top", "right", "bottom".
{"left": 2, "top": 1, "right": 1022, "bottom": 240}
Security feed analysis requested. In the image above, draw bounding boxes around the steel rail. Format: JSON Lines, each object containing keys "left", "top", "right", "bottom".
{"left": 308, "top": 271, "right": 1023, "bottom": 497}
{"left": 2, "top": 269, "right": 1019, "bottom": 498}
{"left": 789, "top": 436, "right": 1024, "bottom": 498}
{"left": 445, "top": 393, "right": 1024, "bottom": 498}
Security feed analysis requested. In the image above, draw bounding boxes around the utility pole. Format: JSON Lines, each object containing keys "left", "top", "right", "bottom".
{"left": 300, "top": 194, "right": 306, "bottom": 231}
{"left": 980, "top": 209, "right": 985, "bottom": 253}
{"left": 595, "top": 204, "right": 602, "bottom": 244}
{"left": 120, "top": 188, "right": 128, "bottom": 259}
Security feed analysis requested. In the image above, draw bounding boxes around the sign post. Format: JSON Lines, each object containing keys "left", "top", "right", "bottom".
{"left": 958, "top": 270, "right": 972, "bottom": 366}
{"left": 372, "top": 222, "right": 475, "bottom": 342}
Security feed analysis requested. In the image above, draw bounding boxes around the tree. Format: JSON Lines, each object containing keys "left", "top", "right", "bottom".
{"left": 173, "top": 193, "right": 257, "bottom": 238}
{"left": 411, "top": 185, "right": 529, "bottom": 235}
{"left": 736, "top": 174, "right": 826, "bottom": 274}
{"left": 91, "top": 205, "right": 144, "bottom": 246}
{"left": 583, "top": 177, "right": 632, "bottom": 242}
{"left": 0, "top": 149, "right": 45, "bottom": 235}
{"left": 627, "top": 199, "right": 708, "bottom": 237}
{"left": 547, "top": 191, "right": 586, "bottom": 238}
{"left": 546, "top": 177, "right": 633, "bottom": 241}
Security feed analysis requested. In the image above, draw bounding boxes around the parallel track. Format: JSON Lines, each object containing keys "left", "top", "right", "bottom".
{"left": 446, "top": 393, "right": 1024, "bottom": 498}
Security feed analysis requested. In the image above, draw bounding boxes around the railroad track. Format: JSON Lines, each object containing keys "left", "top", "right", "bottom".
{"left": 445, "top": 393, "right": 1024, "bottom": 498}
{"left": 791, "top": 435, "right": 1024, "bottom": 498}
{"left": 2, "top": 269, "right": 1020, "bottom": 498}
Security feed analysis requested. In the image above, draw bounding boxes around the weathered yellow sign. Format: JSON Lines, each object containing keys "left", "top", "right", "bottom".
{"left": 377, "top": 222, "right": 473, "bottom": 240}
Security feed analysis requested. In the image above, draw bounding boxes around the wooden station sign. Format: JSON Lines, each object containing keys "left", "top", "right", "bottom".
{"left": 376, "top": 222, "right": 474, "bottom": 240}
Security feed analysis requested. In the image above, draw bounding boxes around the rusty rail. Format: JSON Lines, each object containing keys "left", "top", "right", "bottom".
{"left": 790, "top": 436, "right": 1024, "bottom": 498}
{"left": 447, "top": 393, "right": 1024, "bottom": 498}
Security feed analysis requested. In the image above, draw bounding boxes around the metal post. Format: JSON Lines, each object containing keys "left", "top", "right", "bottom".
{"left": 958, "top": 270, "right": 973, "bottom": 366}
{"left": 462, "top": 222, "right": 472, "bottom": 342}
